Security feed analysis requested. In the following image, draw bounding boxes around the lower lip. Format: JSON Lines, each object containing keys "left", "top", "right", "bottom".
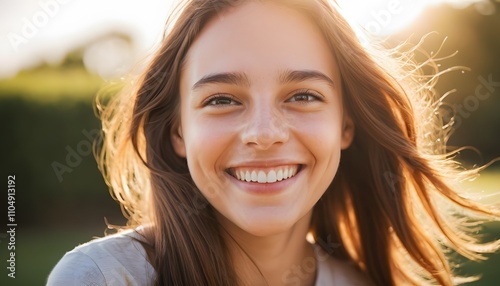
{"left": 226, "top": 168, "right": 303, "bottom": 195}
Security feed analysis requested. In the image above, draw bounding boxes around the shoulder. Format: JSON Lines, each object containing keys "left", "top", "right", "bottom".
{"left": 315, "top": 245, "right": 374, "bottom": 286}
{"left": 47, "top": 229, "right": 156, "bottom": 286}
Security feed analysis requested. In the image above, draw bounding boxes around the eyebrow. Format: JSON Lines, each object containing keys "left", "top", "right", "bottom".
{"left": 191, "top": 69, "right": 335, "bottom": 91}
{"left": 192, "top": 72, "right": 250, "bottom": 91}
{"left": 279, "top": 69, "right": 336, "bottom": 88}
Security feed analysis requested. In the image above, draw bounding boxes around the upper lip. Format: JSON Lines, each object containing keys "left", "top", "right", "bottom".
{"left": 226, "top": 159, "right": 303, "bottom": 169}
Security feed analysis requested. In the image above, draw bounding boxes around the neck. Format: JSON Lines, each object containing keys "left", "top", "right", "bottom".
{"left": 218, "top": 211, "right": 317, "bottom": 286}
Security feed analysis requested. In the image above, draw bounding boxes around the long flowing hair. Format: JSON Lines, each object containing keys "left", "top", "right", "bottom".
{"left": 96, "top": 0, "right": 500, "bottom": 285}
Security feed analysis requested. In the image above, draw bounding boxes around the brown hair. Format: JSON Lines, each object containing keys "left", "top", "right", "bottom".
{"left": 97, "top": 0, "right": 500, "bottom": 285}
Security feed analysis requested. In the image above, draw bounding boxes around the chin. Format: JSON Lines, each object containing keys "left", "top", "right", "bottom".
{"left": 233, "top": 209, "right": 305, "bottom": 237}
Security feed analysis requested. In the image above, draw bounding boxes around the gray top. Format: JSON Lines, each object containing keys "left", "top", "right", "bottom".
{"left": 47, "top": 229, "right": 372, "bottom": 285}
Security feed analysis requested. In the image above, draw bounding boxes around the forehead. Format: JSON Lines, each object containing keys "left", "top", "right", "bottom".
{"left": 182, "top": 1, "right": 339, "bottom": 85}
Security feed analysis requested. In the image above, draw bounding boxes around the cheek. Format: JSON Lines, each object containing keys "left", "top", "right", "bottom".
{"left": 291, "top": 111, "right": 344, "bottom": 152}
{"left": 182, "top": 115, "right": 236, "bottom": 178}
{"left": 182, "top": 119, "right": 233, "bottom": 202}
{"left": 292, "top": 112, "right": 344, "bottom": 185}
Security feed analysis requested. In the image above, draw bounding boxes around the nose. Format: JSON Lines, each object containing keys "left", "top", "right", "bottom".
{"left": 240, "top": 105, "right": 290, "bottom": 150}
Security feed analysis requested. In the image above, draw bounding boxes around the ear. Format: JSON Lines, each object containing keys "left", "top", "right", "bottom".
{"left": 171, "top": 124, "right": 186, "bottom": 158}
{"left": 341, "top": 114, "right": 355, "bottom": 150}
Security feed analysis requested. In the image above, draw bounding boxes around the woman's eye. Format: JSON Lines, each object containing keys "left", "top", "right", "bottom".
{"left": 287, "top": 92, "right": 322, "bottom": 102}
{"left": 204, "top": 95, "right": 239, "bottom": 106}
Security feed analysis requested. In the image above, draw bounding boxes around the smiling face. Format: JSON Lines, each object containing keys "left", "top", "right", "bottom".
{"left": 173, "top": 1, "right": 354, "bottom": 236}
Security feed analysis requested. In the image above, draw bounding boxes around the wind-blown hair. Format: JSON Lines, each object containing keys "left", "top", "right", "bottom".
{"left": 96, "top": 0, "right": 500, "bottom": 285}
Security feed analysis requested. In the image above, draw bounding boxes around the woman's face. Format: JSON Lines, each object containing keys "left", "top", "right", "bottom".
{"left": 174, "top": 2, "right": 354, "bottom": 236}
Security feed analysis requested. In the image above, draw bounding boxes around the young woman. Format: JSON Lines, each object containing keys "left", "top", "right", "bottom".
{"left": 48, "top": 0, "right": 499, "bottom": 285}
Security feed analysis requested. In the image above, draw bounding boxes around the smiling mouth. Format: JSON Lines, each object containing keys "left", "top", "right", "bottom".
{"left": 226, "top": 165, "right": 303, "bottom": 184}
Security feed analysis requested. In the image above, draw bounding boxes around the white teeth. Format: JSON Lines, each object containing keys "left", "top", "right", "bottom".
{"left": 277, "top": 169, "right": 283, "bottom": 181}
{"left": 268, "top": 170, "right": 277, "bottom": 183}
{"left": 257, "top": 171, "right": 266, "bottom": 183}
{"left": 231, "top": 166, "right": 300, "bottom": 184}
{"left": 251, "top": 171, "right": 257, "bottom": 181}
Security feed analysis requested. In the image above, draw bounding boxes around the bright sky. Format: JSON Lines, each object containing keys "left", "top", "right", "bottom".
{"left": 0, "top": 0, "right": 488, "bottom": 79}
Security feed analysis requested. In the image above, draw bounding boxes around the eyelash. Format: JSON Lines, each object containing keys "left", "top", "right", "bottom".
{"left": 202, "top": 93, "right": 240, "bottom": 107}
{"left": 286, "top": 89, "right": 324, "bottom": 103}
{"left": 202, "top": 89, "right": 324, "bottom": 107}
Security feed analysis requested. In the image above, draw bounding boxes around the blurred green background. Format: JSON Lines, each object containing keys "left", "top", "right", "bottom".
{"left": 0, "top": 1, "right": 499, "bottom": 285}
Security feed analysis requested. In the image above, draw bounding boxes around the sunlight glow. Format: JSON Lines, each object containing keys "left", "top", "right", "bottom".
{"left": 0, "top": 0, "right": 492, "bottom": 78}
{"left": 337, "top": 0, "right": 430, "bottom": 38}
{"left": 336, "top": 0, "right": 487, "bottom": 38}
